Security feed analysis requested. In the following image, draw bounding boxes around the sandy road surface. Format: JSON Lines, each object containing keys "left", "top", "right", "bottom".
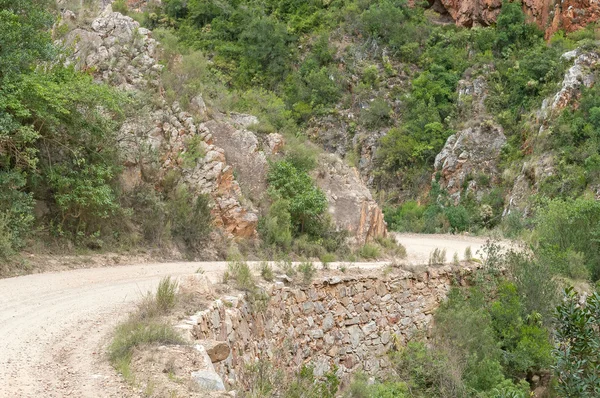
{"left": 0, "top": 234, "right": 487, "bottom": 397}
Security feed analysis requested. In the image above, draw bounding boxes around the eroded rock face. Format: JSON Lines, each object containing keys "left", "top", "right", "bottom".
{"left": 314, "top": 154, "right": 387, "bottom": 244}
{"left": 64, "top": 6, "right": 161, "bottom": 90}
{"left": 550, "top": 51, "right": 600, "bottom": 111}
{"left": 434, "top": 66, "right": 506, "bottom": 203}
{"left": 434, "top": 123, "right": 506, "bottom": 201}
{"left": 64, "top": 5, "right": 258, "bottom": 238}
{"left": 431, "top": 0, "right": 600, "bottom": 38}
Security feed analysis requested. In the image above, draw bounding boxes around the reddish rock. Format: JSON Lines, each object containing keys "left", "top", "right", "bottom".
{"left": 430, "top": 0, "right": 600, "bottom": 39}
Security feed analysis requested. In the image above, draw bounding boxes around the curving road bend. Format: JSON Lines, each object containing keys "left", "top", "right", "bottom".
{"left": 0, "top": 234, "right": 487, "bottom": 397}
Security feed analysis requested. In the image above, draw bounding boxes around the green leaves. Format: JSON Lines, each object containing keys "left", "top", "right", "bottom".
{"left": 554, "top": 288, "right": 600, "bottom": 397}
{"left": 267, "top": 160, "right": 327, "bottom": 236}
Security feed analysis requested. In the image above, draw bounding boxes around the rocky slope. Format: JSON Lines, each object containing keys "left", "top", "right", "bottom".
{"left": 504, "top": 49, "right": 600, "bottom": 215}
{"left": 430, "top": 0, "right": 600, "bottom": 38}
{"left": 61, "top": 5, "right": 387, "bottom": 245}
{"left": 434, "top": 67, "right": 506, "bottom": 203}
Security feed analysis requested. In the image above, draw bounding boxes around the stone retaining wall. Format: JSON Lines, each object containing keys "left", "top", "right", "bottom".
{"left": 186, "top": 264, "right": 479, "bottom": 386}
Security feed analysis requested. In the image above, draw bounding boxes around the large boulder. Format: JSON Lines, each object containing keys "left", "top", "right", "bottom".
{"left": 314, "top": 154, "right": 387, "bottom": 244}
{"left": 199, "top": 340, "right": 231, "bottom": 363}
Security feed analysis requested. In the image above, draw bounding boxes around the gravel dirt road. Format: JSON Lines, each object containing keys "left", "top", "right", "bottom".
{"left": 0, "top": 234, "right": 488, "bottom": 397}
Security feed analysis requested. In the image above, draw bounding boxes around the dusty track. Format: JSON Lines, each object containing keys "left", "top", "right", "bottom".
{"left": 0, "top": 234, "right": 487, "bottom": 397}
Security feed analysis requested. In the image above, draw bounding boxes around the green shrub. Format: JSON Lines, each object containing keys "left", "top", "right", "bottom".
{"left": 112, "top": 0, "right": 128, "bottom": 14}
{"left": 293, "top": 235, "right": 326, "bottom": 258}
{"left": 126, "top": 183, "right": 170, "bottom": 246}
{"left": 464, "top": 246, "right": 473, "bottom": 261}
{"left": 554, "top": 288, "right": 600, "bottom": 396}
{"left": 242, "top": 362, "right": 339, "bottom": 398}
{"left": 384, "top": 201, "right": 426, "bottom": 232}
{"left": 0, "top": 213, "right": 15, "bottom": 260}
{"left": 224, "top": 260, "right": 255, "bottom": 291}
{"left": 267, "top": 161, "right": 327, "bottom": 236}
{"left": 360, "top": 98, "right": 392, "bottom": 128}
{"left": 505, "top": 249, "right": 559, "bottom": 325}
{"left": 278, "top": 259, "right": 296, "bottom": 277}
{"left": 155, "top": 276, "right": 178, "bottom": 313}
{"left": 298, "top": 261, "right": 317, "bottom": 285}
{"left": 346, "top": 373, "right": 409, "bottom": 398}
{"left": 260, "top": 199, "right": 293, "bottom": 250}
{"left": 167, "top": 186, "right": 212, "bottom": 253}
{"left": 445, "top": 205, "right": 470, "bottom": 232}
{"left": 501, "top": 211, "right": 525, "bottom": 239}
{"left": 0, "top": 171, "right": 34, "bottom": 254}
{"left": 359, "top": 243, "right": 380, "bottom": 259}
{"left": 180, "top": 135, "right": 206, "bottom": 168}
{"left": 259, "top": 261, "right": 274, "bottom": 282}
{"left": 320, "top": 252, "right": 336, "bottom": 269}
{"left": 376, "top": 236, "right": 407, "bottom": 258}
{"left": 428, "top": 248, "right": 446, "bottom": 265}
{"left": 535, "top": 198, "right": 600, "bottom": 280}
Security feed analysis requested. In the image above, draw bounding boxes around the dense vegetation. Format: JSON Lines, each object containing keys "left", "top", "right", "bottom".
{"left": 0, "top": 0, "right": 212, "bottom": 266}
{"left": 127, "top": 0, "right": 600, "bottom": 239}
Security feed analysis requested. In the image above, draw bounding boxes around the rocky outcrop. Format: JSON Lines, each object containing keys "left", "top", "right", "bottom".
{"left": 200, "top": 119, "right": 271, "bottom": 204}
{"left": 430, "top": 0, "right": 600, "bottom": 38}
{"left": 434, "top": 123, "right": 506, "bottom": 200}
{"left": 63, "top": 4, "right": 389, "bottom": 243}
{"left": 184, "top": 264, "right": 480, "bottom": 386}
{"left": 314, "top": 154, "right": 387, "bottom": 244}
{"left": 64, "top": 6, "right": 162, "bottom": 90}
{"left": 549, "top": 51, "right": 600, "bottom": 111}
{"left": 63, "top": 5, "right": 259, "bottom": 238}
{"left": 434, "top": 67, "right": 506, "bottom": 202}
{"left": 505, "top": 50, "right": 600, "bottom": 215}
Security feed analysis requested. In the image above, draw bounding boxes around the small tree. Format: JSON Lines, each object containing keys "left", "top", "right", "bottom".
{"left": 553, "top": 287, "right": 600, "bottom": 397}
{"left": 267, "top": 161, "right": 327, "bottom": 236}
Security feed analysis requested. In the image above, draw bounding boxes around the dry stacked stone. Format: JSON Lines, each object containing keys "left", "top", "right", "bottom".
{"left": 189, "top": 265, "right": 479, "bottom": 386}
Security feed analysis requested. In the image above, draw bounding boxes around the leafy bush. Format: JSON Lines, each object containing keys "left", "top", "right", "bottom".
{"left": 224, "top": 260, "right": 256, "bottom": 292}
{"left": 267, "top": 161, "right": 327, "bottom": 236}
{"left": 0, "top": 171, "right": 34, "bottom": 253}
{"left": 166, "top": 186, "right": 212, "bottom": 252}
{"left": 554, "top": 287, "right": 600, "bottom": 397}
{"left": 359, "top": 243, "right": 380, "bottom": 259}
{"left": 445, "top": 205, "right": 470, "bottom": 233}
{"left": 260, "top": 199, "right": 293, "bottom": 250}
{"left": 505, "top": 249, "right": 559, "bottom": 324}
{"left": 535, "top": 198, "right": 600, "bottom": 279}
{"left": 0, "top": 213, "right": 16, "bottom": 260}
{"left": 126, "top": 183, "right": 170, "bottom": 246}
{"left": 384, "top": 201, "right": 426, "bottom": 232}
